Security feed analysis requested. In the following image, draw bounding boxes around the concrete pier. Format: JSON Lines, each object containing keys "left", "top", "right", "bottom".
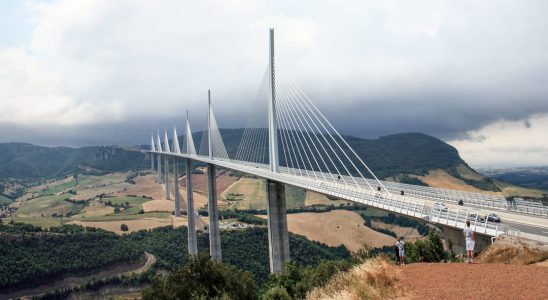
{"left": 157, "top": 153, "right": 162, "bottom": 184}
{"left": 441, "top": 226, "right": 492, "bottom": 256}
{"left": 186, "top": 158, "right": 198, "bottom": 256}
{"left": 173, "top": 158, "right": 181, "bottom": 217}
{"left": 150, "top": 153, "right": 155, "bottom": 170}
{"left": 266, "top": 179, "right": 290, "bottom": 274}
{"left": 164, "top": 155, "right": 170, "bottom": 200}
{"left": 207, "top": 164, "right": 222, "bottom": 261}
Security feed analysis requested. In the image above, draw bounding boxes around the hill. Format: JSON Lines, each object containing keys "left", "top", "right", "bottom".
{"left": 198, "top": 130, "right": 499, "bottom": 192}
{"left": 480, "top": 167, "right": 548, "bottom": 190}
{"left": 0, "top": 131, "right": 507, "bottom": 202}
{"left": 0, "top": 143, "right": 149, "bottom": 202}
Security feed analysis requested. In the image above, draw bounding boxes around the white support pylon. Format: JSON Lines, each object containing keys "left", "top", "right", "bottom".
{"left": 185, "top": 110, "right": 197, "bottom": 156}
{"left": 150, "top": 134, "right": 156, "bottom": 170}
{"left": 208, "top": 90, "right": 213, "bottom": 160}
{"left": 156, "top": 131, "right": 163, "bottom": 184}
{"left": 268, "top": 28, "right": 279, "bottom": 173}
{"left": 163, "top": 129, "right": 170, "bottom": 200}
{"left": 172, "top": 126, "right": 181, "bottom": 154}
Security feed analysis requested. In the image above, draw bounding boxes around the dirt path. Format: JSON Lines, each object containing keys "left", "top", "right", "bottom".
{"left": 124, "top": 251, "right": 156, "bottom": 276}
{"left": 397, "top": 263, "right": 548, "bottom": 300}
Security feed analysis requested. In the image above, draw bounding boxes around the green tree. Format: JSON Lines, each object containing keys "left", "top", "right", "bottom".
{"left": 120, "top": 224, "right": 129, "bottom": 232}
{"left": 261, "top": 286, "right": 291, "bottom": 300}
{"left": 143, "top": 252, "right": 258, "bottom": 300}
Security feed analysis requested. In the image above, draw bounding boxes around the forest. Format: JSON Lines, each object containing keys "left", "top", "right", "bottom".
{"left": 0, "top": 223, "right": 349, "bottom": 292}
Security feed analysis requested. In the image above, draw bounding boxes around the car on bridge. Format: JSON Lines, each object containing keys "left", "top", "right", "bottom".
{"left": 433, "top": 202, "right": 448, "bottom": 212}
{"left": 467, "top": 213, "right": 485, "bottom": 223}
{"left": 487, "top": 213, "right": 501, "bottom": 222}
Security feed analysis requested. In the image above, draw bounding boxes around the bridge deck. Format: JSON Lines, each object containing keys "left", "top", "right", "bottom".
{"left": 149, "top": 151, "right": 548, "bottom": 243}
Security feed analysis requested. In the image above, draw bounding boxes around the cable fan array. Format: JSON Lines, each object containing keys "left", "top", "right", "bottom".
{"left": 235, "top": 63, "right": 388, "bottom": 193}
{"left": 198, "top": 106, "right": 230, "bottom": 161}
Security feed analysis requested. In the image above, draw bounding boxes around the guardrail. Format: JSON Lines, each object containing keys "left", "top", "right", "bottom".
{"left": 150, "top": 151, "right": 546, "bottom": 239}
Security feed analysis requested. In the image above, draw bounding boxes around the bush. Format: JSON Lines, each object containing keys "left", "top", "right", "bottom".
{"left": 238, "top": 214, "right": 267, "bottom": 225}
{"left": 261, "top": 286, "right": 291, "bottom": 300}
{"left": 143, "top": 252, "right": 257, "bottom": 300}
{"left": 404, "top": 232, "right": 447, "bottom": 263}
{"left": 261, "top": 259, "right": 353, "bottom": 299}
{"left": 120, "top": 224, "right": 129, "bottom": 232}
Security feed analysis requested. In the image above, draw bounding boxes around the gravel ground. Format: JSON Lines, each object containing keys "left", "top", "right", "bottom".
{"left": 397, "top": 262, "right": 548, "bottom": 300}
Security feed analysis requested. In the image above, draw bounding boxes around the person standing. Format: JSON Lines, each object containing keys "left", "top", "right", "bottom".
{"left": 463, "top": 220, "right": 475, "bottom": 263}
{"left": 396, "top": 237, "right": 405, "bottom": 266}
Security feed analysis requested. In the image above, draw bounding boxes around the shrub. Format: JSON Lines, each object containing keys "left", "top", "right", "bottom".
{"left": 143, "top": 252, "right": 257, "bottom": 300}
{"left": 261, "top": 286, "right": 291, "bottom": 300}
{"left": 120, "top": 224, "right": 129, "bottom": 232}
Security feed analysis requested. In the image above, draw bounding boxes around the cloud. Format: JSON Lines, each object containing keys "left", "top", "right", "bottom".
{"left": 0, "top": 0, "right": 547, "bottom": 168}
{"left": 449, "top": 114, "right": 548, "bottom": 168}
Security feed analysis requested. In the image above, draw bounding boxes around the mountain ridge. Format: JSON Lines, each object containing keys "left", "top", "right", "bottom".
{"left": 0, "top": 131, "right": 498, "bottom": 201}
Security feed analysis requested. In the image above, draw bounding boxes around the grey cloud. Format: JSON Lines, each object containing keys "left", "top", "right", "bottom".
{"left": 1, "top": 0, "right": 548, "bottom": 149}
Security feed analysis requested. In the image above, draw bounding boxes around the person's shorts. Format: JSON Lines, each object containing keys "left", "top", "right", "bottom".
{"left": 466, "top": 240, "right": 475, "bottom": 251}
{"left": 399, "top": 250, "right": 405, "bottom": 257}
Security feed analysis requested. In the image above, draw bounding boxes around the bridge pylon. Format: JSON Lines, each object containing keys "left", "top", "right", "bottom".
{"left": 185, "top": 111, "right": 198, "bottom": 256}
{"left": 207, "top": 90, "right": 222, "bottom": 261}
{"left": 163, "top": 129, "right": 171, "bottom": 200}
{"left": 268, "top": 28, "right": 279, "bottom": 173}
{"left": 156, "top": 131, "right": 163, "bottom": 184}
{"left": 173, "top": 126, "right": 181, "bottom": 217}
{"left": 150, "top": 134, "right": 156, "bottom": 170}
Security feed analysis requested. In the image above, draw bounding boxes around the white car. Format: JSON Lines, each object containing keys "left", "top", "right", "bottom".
{"left": 433, "top": 202, "right": 448, "bottom": 212}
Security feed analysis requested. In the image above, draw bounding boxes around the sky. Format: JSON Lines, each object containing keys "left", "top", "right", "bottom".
{"left": 0, "top": 0, "right": 547, "bottom": 168}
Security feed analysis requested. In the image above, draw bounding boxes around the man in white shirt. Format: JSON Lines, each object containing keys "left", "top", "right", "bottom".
{"left": 463, "top": 220, "right": 475, "bottom": 263}
{"left": 396, "top": 237, "right": 405, "bottom": 266}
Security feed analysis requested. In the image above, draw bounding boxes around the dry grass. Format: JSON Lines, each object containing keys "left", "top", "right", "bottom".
{"left": 478, "top": 237, "right": 548, "bottom": 265}
{"left": 74, "top": 200, "right": 115, "bottom": 218}
{"left": 258, "top": 210, "right": 396, "bottom": 251}
{"left": 411, "top": 169, "right": 500, "bottom": 194}
{"left": 72, "top": 183, "right": 132, "bottom": 201}
{"left": 69, "top": 216, "right": 192, "bottom": 234}
{"left": 307, "top": 257, "right": 401, "bottom": 300}
{"left": 143, "top": 199, "right": 174, "bottom": 212}
{"left": 371, "top": 220, "right": 423, "bottom": 242}
{"left": 221, "top": 177, "right": 266, "bottom": 210}
{"left": 304, "top": 191, "right": 346, "bottom": 206}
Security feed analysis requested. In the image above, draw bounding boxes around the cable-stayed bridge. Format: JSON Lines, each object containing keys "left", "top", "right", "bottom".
{"left": 147, "top": 29, "right": 548, "bottom": 274}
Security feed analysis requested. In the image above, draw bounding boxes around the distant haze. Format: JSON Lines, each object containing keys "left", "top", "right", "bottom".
{"left": 0, "top": 1, "right": 547, "bottom": 168}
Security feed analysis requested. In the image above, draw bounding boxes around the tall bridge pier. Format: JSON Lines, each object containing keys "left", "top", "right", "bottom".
{"left": 173, "top": 157, "right": 181, "bottom": 217}
{"left": 206, "top": 90, "right": 222, "bottom": 261}
{"left": 207, "top": 164, "right": 222, "bottom": 261}
{"left": 266, "top": 180, "right": 290, "bottom": 273}
{"left": 266, "top": 28, "right": 290, "bottom": 274}
{"left": 441, "top": 226, "right": 492, "bottom": 255}
{"left": 186, "top": 158, "right": 198, "bottom": 256}
{"left": 150, "top": 152, "right": 155, "bottom": 171}
{"left": 164, "top": 156, "right": 170, "bottom": 200}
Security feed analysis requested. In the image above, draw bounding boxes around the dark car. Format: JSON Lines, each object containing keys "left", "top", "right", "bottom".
{"left": 487, "top": 213, "right": 501, "bottom": 222}
{"left": 467, "top": 213, "right": 485, "bottom": 222}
